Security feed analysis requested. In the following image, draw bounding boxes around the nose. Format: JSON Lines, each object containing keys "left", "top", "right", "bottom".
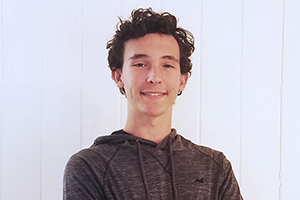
{"left": 146, "top": 66, "right": 162, "bottom": 84}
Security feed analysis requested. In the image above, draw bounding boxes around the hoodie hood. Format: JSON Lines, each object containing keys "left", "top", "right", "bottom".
{"left": 91, "top": 128, "right": 179, "bottom": 149}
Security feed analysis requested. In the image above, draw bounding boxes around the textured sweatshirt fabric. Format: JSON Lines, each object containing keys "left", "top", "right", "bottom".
{"left": 63, "top": 129, "right": 243, "bottom": 200}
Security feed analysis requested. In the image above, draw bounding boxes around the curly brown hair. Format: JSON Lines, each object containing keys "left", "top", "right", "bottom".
{"left": 106, "top": 8, "right": 195, "bottom": 94}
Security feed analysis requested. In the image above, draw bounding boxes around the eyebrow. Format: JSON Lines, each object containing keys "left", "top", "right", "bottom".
{"left": 162, "top": 55, "right": 179, "bottom": 63}
{"left": 129, "top": 54, "right": 148, "bottom": 60}
{"left": 129, "top": 54, "right": 179, "bottom": 63}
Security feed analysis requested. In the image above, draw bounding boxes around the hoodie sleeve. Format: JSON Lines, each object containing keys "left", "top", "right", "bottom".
{"left": 218, "top": 157, "right": 243, "bottom": 200}
{"left": 63, "top": 153, "right": 106, "bottom": 200}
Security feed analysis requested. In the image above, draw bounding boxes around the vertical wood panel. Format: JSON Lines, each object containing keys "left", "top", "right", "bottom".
{"left": 121, "top": 0, "right": 162, "bottom": 17}
{"left": 282, "top": 0, "right": 300, "bottom": 199}
{"left": 81, "top": 0, "right": 122, "bottom": 147}
{"left": 161, "top": 0, "right": 202, "bottom": 144}
{"left": 0, "top": 0, "right": 3, "bottom": 198}
{"left": 42, "top": 0, "right": 81, "bottom": 199}
{"left": 1, "top": 0, "right": 42, "bottom": 199}
{"left": 200, "top": 0, "right": 242, "bottom": 181}
{"left": 241, "top": 0, "right": 283, "bottom": 199}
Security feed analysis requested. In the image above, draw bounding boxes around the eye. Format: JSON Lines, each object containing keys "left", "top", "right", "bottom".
{"left": 133, "top": 63, "right": 146, "bottom": 67}
{"left": 163, "top": 64, "right": 174, "bottom": 68}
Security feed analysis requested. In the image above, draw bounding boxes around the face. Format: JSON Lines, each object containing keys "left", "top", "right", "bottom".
{"left": 113, "top": 33, "right": 188, "bottom": 118}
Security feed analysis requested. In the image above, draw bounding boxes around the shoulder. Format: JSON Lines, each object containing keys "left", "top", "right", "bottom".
{"left": 64, "top": 141, "right": 121, "bottom": 190}
{"left": 176, "top": 134, "right": 232, "bottom": 171}
{"left": 66, "top": 141, "right": 119, "bottom": 170}
{"left": 176, "top": 134, "right": 243, "bottom": 198}
{"left": 63, "top": 145, "right": 115, "bottom": 199}
{"left": 64, "top": 130, "right": 134, "bottom": 173}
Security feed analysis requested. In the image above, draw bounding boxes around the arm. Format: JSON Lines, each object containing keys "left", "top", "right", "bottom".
{"left": 63, "top": 153, "right": 106, "bottom": 200}
{"left": 218, "top": 158, "right": 243, "bottom": 200}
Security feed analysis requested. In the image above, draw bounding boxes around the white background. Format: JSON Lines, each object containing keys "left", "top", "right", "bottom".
{"left": 0, "top": 0, "right": 299, "bottom": 199}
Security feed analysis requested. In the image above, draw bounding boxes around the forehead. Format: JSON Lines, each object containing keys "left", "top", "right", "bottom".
{"left": 123, "top": 33, "right": 180, "bottom": 60}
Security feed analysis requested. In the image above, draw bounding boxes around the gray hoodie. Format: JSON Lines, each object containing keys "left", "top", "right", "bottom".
{"left": 63, "top": 129, "right": 243, "bottom": 200}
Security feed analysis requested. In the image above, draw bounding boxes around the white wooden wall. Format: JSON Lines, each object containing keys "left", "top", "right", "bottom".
{"left": 0, "top": 0, "right": 299, "bottom": 199}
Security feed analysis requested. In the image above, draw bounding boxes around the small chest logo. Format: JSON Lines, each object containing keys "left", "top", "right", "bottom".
{"left": 195, "top": 178, "right": 205, "bottom": 183}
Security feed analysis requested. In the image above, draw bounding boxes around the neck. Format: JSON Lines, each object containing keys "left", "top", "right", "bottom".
{"left": 124, "top": 110, "right": 172, "bottom": 143}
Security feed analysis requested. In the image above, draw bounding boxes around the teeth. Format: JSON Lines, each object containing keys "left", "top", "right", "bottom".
{"left": 149, "top": 93, "right": 160, "bottom": 96}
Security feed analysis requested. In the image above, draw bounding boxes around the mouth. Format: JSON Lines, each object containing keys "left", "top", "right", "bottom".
{"left": 141, "top": 91, "right": 167, "bottom": 97}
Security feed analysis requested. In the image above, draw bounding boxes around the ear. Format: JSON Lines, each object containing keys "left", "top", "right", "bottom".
{"left": 179, "top": 73, "right": 189, "bottom": 92}
{"left": 112, "top": 69, "right": 124, "bottom": 88}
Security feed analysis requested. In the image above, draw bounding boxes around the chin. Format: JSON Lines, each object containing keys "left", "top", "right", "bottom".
{"left": 146, "top": 111, "right": 165, "bottom": 118}
{"left": 143, "top": 106, "right": 172, "bottom": 118}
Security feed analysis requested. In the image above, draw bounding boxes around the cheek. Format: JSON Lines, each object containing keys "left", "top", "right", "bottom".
{"left": 122, "top": 72, "right": 143, "bottom": 89}
{"left": 167, "top": 79, "right": 181, "bottom": 93}
{"left": 169, "top": 75, "right": 182, "bottom": 87}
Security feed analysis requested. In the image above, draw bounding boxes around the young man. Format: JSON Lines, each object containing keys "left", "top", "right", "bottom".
{"left": 63, "top": 8, "right": 243, "bottom": 200}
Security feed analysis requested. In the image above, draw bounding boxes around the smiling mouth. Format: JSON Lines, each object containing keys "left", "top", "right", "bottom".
{"left": 141, "top": 92, "right": 166, "bottom": 97}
